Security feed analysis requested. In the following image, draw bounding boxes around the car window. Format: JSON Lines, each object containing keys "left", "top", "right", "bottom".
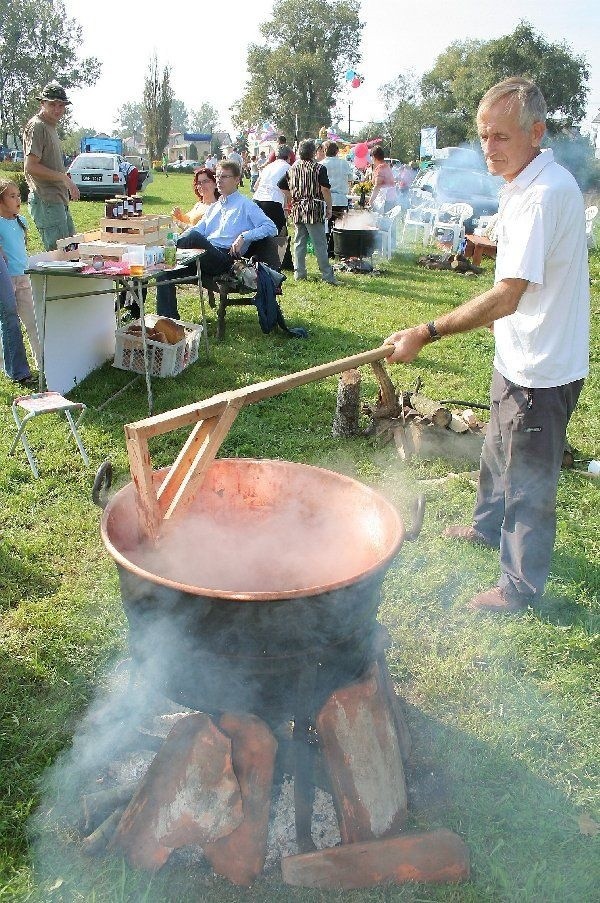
{"left": 71, "top": 155, "right": 116, "bottom": 171}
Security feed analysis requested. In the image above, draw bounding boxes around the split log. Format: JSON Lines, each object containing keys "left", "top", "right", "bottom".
{"left": 202, "top": 713, "right": 278, "bottom": 886}
{"left": 461, "top": 409, "right": 480, "bottom": 429}
{"left": 82, "top": 806, "right": 126, "bottom": 856}
{"left": 331, "top": 370, "right": 361, "bottom": 438}
{"left": 110, "top": 712, "right": 243, "bottom": 871}
{"left": 82, "top": 783, "right": 139, "bottom": 833}
{"left": 370, "top": 360, "right": 402, "bottom": 417}
{"left": 281, "top": 830, "right": 470, "bottom": 889}
{"left": 448, "top": 413, "right": 469, "bottom": 434}
{"left": 410, "top": 394, "right": 452, "bottom": 429}
{"left": 316, "top": 661, "right": 408, "bottom": 844}
{"left": 405, "top": 421, "right": 484, "bottom": 466}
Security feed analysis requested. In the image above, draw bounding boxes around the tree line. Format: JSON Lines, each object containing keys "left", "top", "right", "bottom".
{"left": 1, "top": 1, "right": 594, "bottom": 185}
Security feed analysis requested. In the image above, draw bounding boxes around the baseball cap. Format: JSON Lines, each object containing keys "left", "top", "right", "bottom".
{"left": 37, "top": 82, "right": 71, "bottom": 104}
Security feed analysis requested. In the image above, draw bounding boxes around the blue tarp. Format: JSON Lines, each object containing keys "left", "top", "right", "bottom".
{"left": 80, "top": 137, "right": 123, "bottom": 154}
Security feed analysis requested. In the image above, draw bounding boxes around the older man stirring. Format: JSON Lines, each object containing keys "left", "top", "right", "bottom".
{"left": 385, "top": 77, "right": 589, "bottom": 614}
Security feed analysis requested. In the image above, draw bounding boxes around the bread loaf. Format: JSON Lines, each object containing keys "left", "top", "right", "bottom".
{"left": 154, "top": 317, "right": 185, "bottom": 344}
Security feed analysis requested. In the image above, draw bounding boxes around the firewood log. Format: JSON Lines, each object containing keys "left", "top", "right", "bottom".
{"left": 409, "top": 394, "right": 452, "bottom": 428}
{"left": 332, "top": 370, "right": 361, "bottom": 438}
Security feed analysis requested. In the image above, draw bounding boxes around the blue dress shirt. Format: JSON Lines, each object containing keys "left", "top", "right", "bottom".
{"left": 180, "top": 191, "right": 277, "bottom": 254}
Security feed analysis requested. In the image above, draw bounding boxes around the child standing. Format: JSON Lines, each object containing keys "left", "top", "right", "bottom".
{"left": 0, "top": 179, "right": 41, "bottom": 369}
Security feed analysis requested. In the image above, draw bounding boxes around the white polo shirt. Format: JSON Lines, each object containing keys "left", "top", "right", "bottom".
{"left": 253, "top": 159, "right": 290, "bottom": 206}
{"left": 493, "top": 149, "right": 589, "bottom": 388}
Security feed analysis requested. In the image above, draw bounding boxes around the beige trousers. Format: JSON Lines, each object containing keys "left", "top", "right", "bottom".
{"left": 11, "top": 275, "right": 41, "bottom": 369}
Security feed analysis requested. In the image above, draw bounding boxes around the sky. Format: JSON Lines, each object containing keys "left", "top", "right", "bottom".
{"left": 61, "top": 0, "right": 600, "bottom": 144}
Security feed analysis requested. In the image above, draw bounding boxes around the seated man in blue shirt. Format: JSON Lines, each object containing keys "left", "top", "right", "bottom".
{"left": 156, "top": 160, "right": 278, "bottom": 318}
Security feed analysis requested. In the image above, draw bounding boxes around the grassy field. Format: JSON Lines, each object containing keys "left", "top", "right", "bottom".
{"left": 0, "top": 173, "right": 598, "bottom": 902}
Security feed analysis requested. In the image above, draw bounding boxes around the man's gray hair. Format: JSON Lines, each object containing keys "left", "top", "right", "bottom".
{"left": 478, "top": 77, "right": 547, "bottom": 130}
{"left": 298, "top": 139, "right": 315, "bottom": 161}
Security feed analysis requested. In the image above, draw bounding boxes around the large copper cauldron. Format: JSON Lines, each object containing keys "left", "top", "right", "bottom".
{"left": 96, "top": 347, "right": 423, "bottom": 721}
{"left": 97, "top": 458, "right": 422, "bottom": 722}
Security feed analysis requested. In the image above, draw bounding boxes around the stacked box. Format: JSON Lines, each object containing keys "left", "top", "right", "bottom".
{"left": 100, "top": 215, "right": 173, "bottom": 245}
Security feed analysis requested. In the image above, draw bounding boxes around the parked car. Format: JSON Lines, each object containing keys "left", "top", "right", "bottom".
{"left": 408, "top": 164, "right": 501, "bottom": 232}
{"left": 166, "top": 159, "right": 199, "bottom": 172}
{"left": 68, "top": 153, "right": 152, "bottom": 198}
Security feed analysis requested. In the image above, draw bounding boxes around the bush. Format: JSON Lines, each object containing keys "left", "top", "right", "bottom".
{"left": 0, "top": 162, "right": 28, "bottom": 200}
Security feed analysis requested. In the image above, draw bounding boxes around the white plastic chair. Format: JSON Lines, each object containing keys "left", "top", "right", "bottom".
{"left": 401, "top": 205, "right": 436, "bottom": 247}
{"left": 585, "top": 205, "right": 598, "bottom": 249}
{"left": 376, "top": 205, "right": 404, "bottom": 259}
{"left": 474, "top": 213, "right": 499, "bottom": 242}
{"left": 431, "top": 203, "right": 473, "bottom": 252}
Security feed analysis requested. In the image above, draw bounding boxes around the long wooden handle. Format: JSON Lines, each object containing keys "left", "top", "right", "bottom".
{"left": 124, "top": 344, "right": 394, "bottom": 542}
{"left": 127, "top": 345, "right": 393, "bottom": 439}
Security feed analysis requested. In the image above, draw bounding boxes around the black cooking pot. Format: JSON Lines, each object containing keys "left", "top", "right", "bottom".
{"left": 333, "top": 227, "right": 378, "bottom": 258}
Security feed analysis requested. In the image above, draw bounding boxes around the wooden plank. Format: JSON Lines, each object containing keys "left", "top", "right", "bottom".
{"left": 128, "top": 346, "right": 393, "bottom": 441}
{"left": 100, "top": 229, "right": 167, "bottom": 245}
{"left": 124, "top": 425, "right": 161, "bottom": 543}
{"left": 156, "top": 417, "right": 218, "bottom": 516}
{"left": 163, "top": 398, "right": 244, "bottom": 523}
{"left": 124, "top": 345, "right": 395, "bottom": 540}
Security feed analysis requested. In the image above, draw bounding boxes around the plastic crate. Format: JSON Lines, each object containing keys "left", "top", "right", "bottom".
{"left": 113, "top": 315, "right": 202, "bottom": 378}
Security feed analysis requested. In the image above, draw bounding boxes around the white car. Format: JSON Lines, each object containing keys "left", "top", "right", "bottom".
{"left": 68, "top": 153, "right": 152, "bottom": 199}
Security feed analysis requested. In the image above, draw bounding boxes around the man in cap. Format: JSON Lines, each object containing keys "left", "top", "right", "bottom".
{"left": 23, "top": 82, "right": 79, "bottom": 250}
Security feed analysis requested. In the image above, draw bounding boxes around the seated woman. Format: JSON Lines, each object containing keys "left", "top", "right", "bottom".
{"left": 172, "top": 167, "right": 219, "bottom": 228}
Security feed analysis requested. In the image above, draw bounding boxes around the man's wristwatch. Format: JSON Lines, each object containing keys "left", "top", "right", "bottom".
{"left": 426, "top": 321, "right": 442, "bottom": 341}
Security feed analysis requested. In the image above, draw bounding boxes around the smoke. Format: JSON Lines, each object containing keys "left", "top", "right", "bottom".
{"left": 338, "top": 209, "right": 378, "bottom": 230}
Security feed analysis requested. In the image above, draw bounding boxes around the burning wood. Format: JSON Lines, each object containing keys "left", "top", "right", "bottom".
{"left": 316, "top": 661, "right": 408, "bottom": 845}
{"left": 82, "top": 783, "right": 139, "bottom": 834}
{"left": 281, "top": 830, "right": 470, "bottom": 889}
{"left": 201, "top": 713, "right": 278, "bottom": 886}
{"left": 82, "top": 806, "right": 127, "bottom": 856}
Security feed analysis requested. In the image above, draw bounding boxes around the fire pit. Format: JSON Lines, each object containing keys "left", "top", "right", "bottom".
{"left": 82, "top": 350, "right": 468, "bottom": 888}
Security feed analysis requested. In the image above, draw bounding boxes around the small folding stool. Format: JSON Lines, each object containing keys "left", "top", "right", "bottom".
{"left": 10, "top": 391, "right": 89, "bottom": 478}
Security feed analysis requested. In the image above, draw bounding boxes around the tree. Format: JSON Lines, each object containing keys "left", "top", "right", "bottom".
{"left": 232, "top": 0, "right": 362, "bottom": 139}
{"left": 420, "top": 22, "right": 590, "bottom": 144}
{"left": 0, "top": 0, "right": 100, "bottom": 147}
{"left": 116, "top": 98, "right": 187, "bottom": 140}
{"left": 114, "top": 102, "right": 144, "bottom": 139}
{"left": 170, "top": 99, "right": 188, "bottom": 134}
{"left": 61, "top": 125, "right": 98, "bottom": 159}
{"left": 143, "top": 54, "right": 173, "bottom": 161}
{"left": 189, "top": 102, "right": 220, "bottom": 134}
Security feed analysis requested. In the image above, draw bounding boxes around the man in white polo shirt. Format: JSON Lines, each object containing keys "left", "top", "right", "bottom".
{"left": 384, "top": 77, "right": 589, "bottom": 613}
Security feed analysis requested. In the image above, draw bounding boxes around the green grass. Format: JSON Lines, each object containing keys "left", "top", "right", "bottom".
{"left": 1, "top": 175, "right": 598, "bottom": 901}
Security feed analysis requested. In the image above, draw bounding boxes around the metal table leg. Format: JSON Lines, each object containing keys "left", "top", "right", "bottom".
{"left": 196, "top": 259, "right": 210, "bottom": 358}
